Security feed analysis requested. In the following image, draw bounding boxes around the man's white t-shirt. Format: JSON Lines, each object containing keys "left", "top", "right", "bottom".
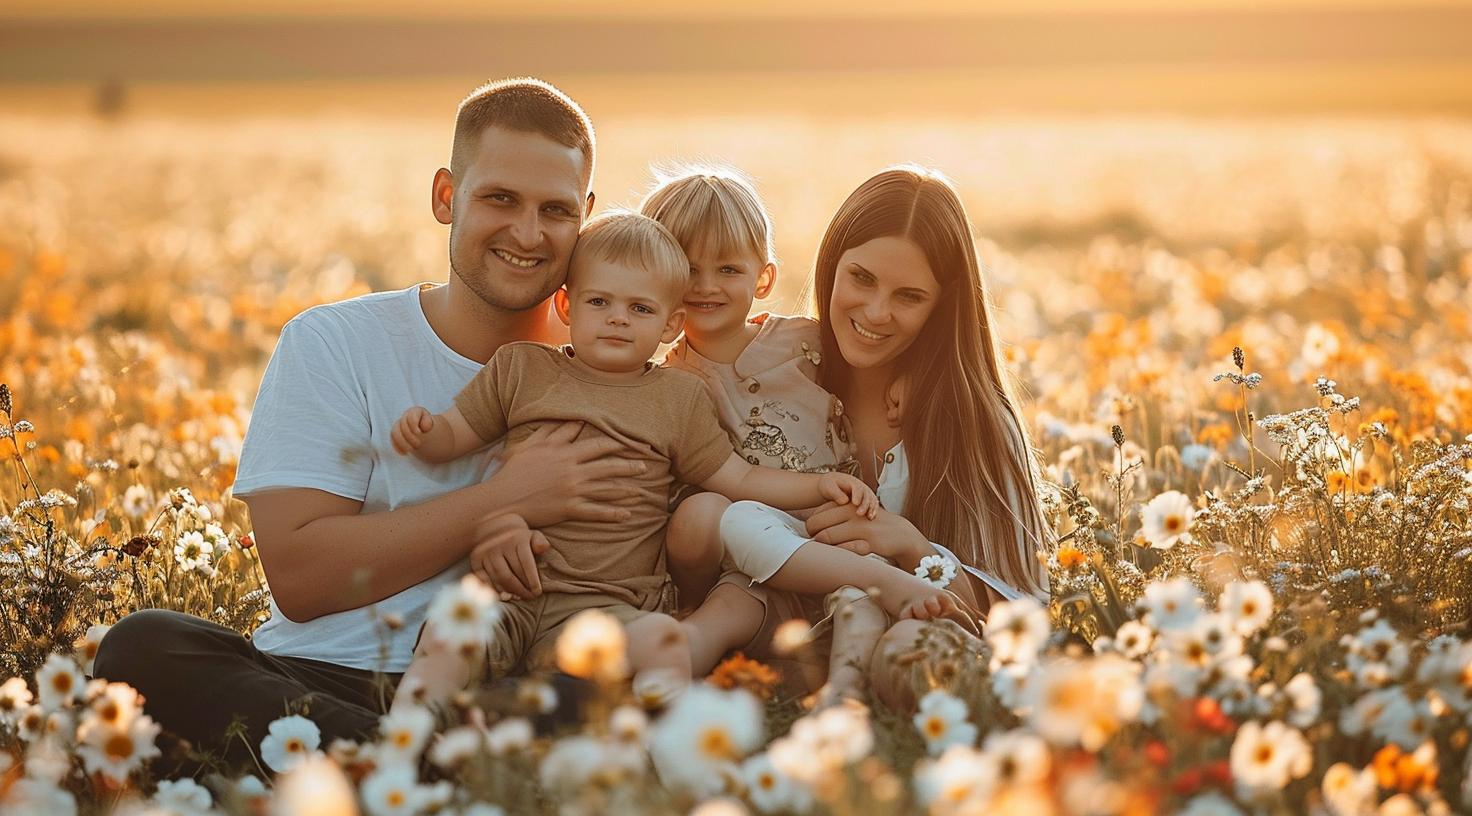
{"left": 233, "top": 284, "right": 496, "bottom": 673}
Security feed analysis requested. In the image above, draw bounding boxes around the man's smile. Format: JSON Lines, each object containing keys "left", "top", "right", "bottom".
{"left": 491, "top": 248, "right": 545, "bottom": 269}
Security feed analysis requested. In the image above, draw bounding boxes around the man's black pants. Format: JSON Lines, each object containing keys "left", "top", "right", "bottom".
{"left": 93, "top": 609, "right": 395, "bottom": 766}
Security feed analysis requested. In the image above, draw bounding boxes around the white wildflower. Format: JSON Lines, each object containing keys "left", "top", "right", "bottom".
{"left": 35, "top": 654, "right": 85, "bottom": 710}
{"left": 152, "top": 778, "right": 214, "bottom": 816}
{"left": 1140, "top": 577, "right": 1204, "bottom": 632}
{"left": 428, "top": 726, "right": 484, "bottom": 770}
{"left": 1321, "top": 762, "right": 1377, "bottom": 816}
{"left": 75, "top": 710, "right": 162, "bottom": 783}
{"left": 650, "top": 685, "right": 763, "bottom": 796}
{"left": 360, "top": 761, "right": 425, "bottom": 816}
{"left": 1139, "top": 491, "right": 1194, "bottom": 549}
{"left": 1220, "top": 580, "right": 1273, "bottom": 636}
{"left": 984, "top": 596, "right": 1050, "bottom": 667}
{"left": 740, "top": 752, "right": 812, "bottom": 815}
{"left": 914, "top": 554, "right": 957, "bottom": 588}
{"left": 912, "top": 689, "right": 977, "bottom": 755}
{"left": 424, "top": 574, "right": 501, "bottom": 652}
{"left": 378, "top": 704, "right": 435, "bottom": 764}
{"left": 1283, "top": 673, "right": 1322, "bottom": 728}
{"left": 260, "top": 714, "right": 321, "bottom": 773}
{"left": 173, "top": 530, "right": 214, "bottom": 572}
{"left": 121, "top": 485, "right": 152, "bottom": 519}
{"left": 1229, "top": 720, "right": 1312, "bottom": 796}
{"left": 485, "top": 717, "right": 533, "bottom": 756}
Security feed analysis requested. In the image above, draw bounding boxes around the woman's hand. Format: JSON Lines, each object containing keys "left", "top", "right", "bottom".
{"left": 804, "top": 501, "right": 928, "bottom": 567}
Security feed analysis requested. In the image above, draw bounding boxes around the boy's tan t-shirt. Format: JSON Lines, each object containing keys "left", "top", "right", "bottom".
{"left": 454, "top": 342, "right": 732, "bottom": 609}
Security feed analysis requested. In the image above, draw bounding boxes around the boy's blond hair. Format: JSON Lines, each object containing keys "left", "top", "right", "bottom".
{"left": 639, "top": 164, "right": 776, "bottom": 265}
{"left": 571, "top": 211, "right": 690, "bottom": 303}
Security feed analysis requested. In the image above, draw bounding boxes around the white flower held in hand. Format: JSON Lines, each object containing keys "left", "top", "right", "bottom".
{"left": 913, "top": 554, "right": 956, "bottom": 588}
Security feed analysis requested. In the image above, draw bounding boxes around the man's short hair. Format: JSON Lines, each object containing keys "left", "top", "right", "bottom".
{"left": 451, "top": 77, "right": 596, "bottom": 188}
{"left": 571, "top": 210, "right": 690, "bottom": 304}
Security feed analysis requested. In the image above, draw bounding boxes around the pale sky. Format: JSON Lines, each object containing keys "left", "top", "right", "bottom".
{"left": 9, "top": 0, "right": 1470, "bottom": 18}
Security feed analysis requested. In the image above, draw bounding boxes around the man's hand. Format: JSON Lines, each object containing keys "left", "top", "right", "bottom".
{"left": 816, "top": 473, "right": 879, "bottom": 519}
{"left": 469, "top": 513, "right": 549, "bottom": 600}
{"left": 488, "top": 421, "right": 647, "bottom": 528}
{"left": 391, "top": 407, "right": 435, "bottom": 454}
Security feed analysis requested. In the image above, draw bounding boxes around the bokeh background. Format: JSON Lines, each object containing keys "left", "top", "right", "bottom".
{"left": 4, "top": 6, "right": 1472, "bottom": 810}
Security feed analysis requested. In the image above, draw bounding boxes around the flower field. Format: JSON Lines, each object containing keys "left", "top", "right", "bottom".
{"left": 2, "top": 109, "right": 1472, "bottom": 815}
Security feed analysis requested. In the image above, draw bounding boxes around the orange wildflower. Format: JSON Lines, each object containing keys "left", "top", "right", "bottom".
{"left": 708, "top": 653, "right": 780, "bottom": 700}
{"left": 1057, "top": 546, "right": 1087, "bottom": 570}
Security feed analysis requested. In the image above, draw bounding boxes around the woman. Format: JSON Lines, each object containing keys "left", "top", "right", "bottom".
{"left": 675, "top": 165, "right": 1052, "bottom": 709}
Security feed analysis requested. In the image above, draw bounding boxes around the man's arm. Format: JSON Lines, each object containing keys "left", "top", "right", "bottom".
{"left": 699, "top": 454, "right": 878, "bottom": 517}
{"left": 244, "top": 422, "right": 646, "bottom": 621}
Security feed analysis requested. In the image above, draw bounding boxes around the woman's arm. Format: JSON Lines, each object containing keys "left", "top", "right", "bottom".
{"left": 802, "top": 503, "right": 986, "bottom": 612}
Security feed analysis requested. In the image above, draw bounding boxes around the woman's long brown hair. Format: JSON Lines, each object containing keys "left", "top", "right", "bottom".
{"left": 812, "top": 166, "right": 1051, "bottom": 599}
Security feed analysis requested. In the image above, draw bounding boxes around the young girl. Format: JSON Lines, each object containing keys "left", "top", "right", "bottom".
{"left": 641, "top": 165, "right": 974, "bottom": 699}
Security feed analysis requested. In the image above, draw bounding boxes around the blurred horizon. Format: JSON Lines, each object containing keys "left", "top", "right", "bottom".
{"left": 4, "top": 2, "right": 1472, "bottom": 114}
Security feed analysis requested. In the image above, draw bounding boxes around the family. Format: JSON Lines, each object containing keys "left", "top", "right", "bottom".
{"left": 92, "top": 77, "right": 1052, "bottom": 762}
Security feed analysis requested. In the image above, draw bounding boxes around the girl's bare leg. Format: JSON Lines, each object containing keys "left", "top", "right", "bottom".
{"left": 679, "top": 583, "right": 765, "bottom": 676}
{"left": 762, "top": 542, "right": 978, "bottom": 633}
{"left": 817, "top": 587, "right": 887, "bottom": 707}
{"left": 666, "top": 493, "right": 732, "bottom": 610}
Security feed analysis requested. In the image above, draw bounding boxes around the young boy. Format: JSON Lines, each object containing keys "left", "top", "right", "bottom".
{"left": 390, "top": 211, "right": 878, "bottom": 704}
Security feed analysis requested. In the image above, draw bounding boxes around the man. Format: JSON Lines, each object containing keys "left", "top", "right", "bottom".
{"left": 95, "top": 77, "right": 640, "bottom": 760}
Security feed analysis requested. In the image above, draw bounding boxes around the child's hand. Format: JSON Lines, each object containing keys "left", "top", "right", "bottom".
{"left": 817, "top": 472, "right": 879, "bottom": 519}
{"left": 392, "top": 407, "right": 435, "bottom": 454}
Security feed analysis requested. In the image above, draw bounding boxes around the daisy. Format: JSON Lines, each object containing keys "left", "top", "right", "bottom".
{"left": 424, "top": 574, "right": 500, "bottom": 651}
{"left": 913, "top": 689, "right": 978, "bottom": 755}
{"left": 981, "top": 729, "right": 1051, "bottom": 786}
{"left": 75, "top": 709, "right": 162, "bottom": 783}
{"left": 1025, "top": 655, "right": 1142, "bottom": 751}
{"left": 1140, "top": 577, "right": 1203, "bottom": 632}
{"left": 740, "top": 752, "right": 811, "bottom": 815}
{"left": 260, "top": 715, "right": 322, "bottom": 773}
{"left": 539, "top": 735, "right": 620, "bottom": 796}
{"left": 1113, "top": 621, "right": 1154, "bottom": 659}
{"left": 35, "top": 653, "right": 85, "bottom": 710}
{"left": 1229, "top": 720, "right": 1312, "bottom": 796}
{"left": 914, "top": 744, "right": 997, "bottom": 813}
{"left": 913, "top": 554, "right": 957, "bottom": 588}
{"left": 152, "top": 778, "right": 214, "bottom": 816}
{"left": 609, "top": 705, "right": 649, "bottom": 747}
{"left": 1283, "top": 673, "right": 1322, "bottom": 729}
{"left": 1139, "top": 491, "right": 1195, "bottom": 550}
{"left": 360, "top": 761, "right": 425, "bottom": 816}
{"left": 0, "top": 676, "right": 34, "bottom": 723}
{"left": 76, "top": 623, "right": 111, "bottom": 675}
{"left": 428, "top": 726, "right": 484, "bottom": 771}
{"left": 485, "top": 717, "right": 533, "bottom": 756}
{"left": 555, "top": 607, "right": 629, "bottom": 683}
{"left": 983, "top": 596, "right": 1050, "bottom": 667}
{"left": 650, "top": 685, "right": 763, "bottom": 796}
{"left": 768, "top": 703, "right": 873, "bottom": 786}
{"left": 82, "top": 681, "right": 143, "bottom": 732}
{"left": 121, "top": 484, "right": 152, "bottom": 519}
{"left": 173, "top": 530, "right": 214, "bottom": 572}
{"left": 273, "top": 755, "right": 356, "bottom": 816}
{"left": 378, "top": 704, "right": 435, "bottom": 764}
{"left": 1220, "top": 580, "right": 1273, "bottom": 636}
{"left": 1320, "top": 762, "right": 1376, "bottom": 816}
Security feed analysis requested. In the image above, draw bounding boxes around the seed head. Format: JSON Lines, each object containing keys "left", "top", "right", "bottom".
{"left": 0, "top": 383, "right": 10, "bottom": 417}
{"left": 1111, "top": 424, "right": 1125, "bottom": 447}
{"left": 1232, "top": 347, "right": 1245, "bottom": 371}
